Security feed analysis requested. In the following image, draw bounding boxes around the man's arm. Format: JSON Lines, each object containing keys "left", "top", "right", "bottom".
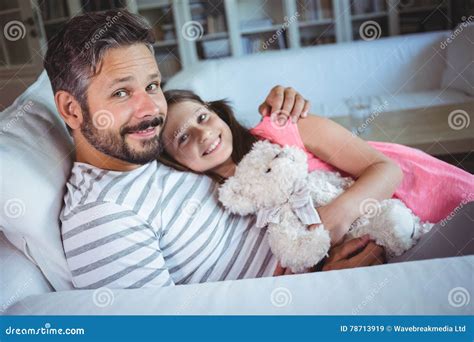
{"left": 321, "top": 235, "right": 385, "bottom": 271}
{"left": 61, "top": 201, "right": 174, "bottom": 289}
{"left": 258, "top": 85, "right": 311, "bottom": 123}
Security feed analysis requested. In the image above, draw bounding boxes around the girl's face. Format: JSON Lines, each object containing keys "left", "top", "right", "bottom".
{"left": 162, "top": 100, "right": 233, "bottom": 172}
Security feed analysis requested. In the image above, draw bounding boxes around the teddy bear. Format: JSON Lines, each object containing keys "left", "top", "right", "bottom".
{"left": 218, "top": 140, "right": 433, "bottom": 273}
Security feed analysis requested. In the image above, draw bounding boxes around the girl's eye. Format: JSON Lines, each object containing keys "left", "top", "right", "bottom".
{"left": 198, "top": 113, "right": 207, "bottom": 123}
{"left": 113, "top": 90, "right": 128, "bottom": 98}
{"left": 178, "top": 134, "right": 188, "bottom": 144}
{"left": 146, "top": 82, "right": 160, "bottom": 92}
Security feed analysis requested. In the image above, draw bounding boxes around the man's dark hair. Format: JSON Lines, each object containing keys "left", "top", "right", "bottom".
{"left": 43, "top": 9, "right": 155, "bottom": 110}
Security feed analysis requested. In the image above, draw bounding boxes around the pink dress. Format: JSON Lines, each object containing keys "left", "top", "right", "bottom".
{"left": 250, "top": 116, "right": 474, "bottom": 223}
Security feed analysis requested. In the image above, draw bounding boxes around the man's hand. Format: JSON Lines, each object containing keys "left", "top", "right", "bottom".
{"left": 322, "top": 235, "right": 386, "bottom": 271}
{"left": 258, "top": 85, "right": 311, "bottom": 123}
{"left": 273, "top": 235, "right": 385, "bottom": 276}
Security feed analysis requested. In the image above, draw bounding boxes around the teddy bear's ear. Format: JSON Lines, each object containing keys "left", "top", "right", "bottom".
{"left": 218, "top": 177, "right": 256, "bottom": 215}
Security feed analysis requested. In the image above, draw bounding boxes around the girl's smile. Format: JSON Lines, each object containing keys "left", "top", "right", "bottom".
{"left": 161, "top": 100, "right": 233, "bottom": 173}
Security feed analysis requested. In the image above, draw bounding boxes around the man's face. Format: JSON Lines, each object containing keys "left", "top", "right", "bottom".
{"left": 80, "top": 44, "right": 167, "bottom": 164}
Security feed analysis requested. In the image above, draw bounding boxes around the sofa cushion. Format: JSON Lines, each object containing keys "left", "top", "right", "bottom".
{"left": 166, "top": 31, "right": 451, "bottom": 126}
{"left": 0, "top": 232, "right": 53, "bottom": 312}
{"left": 0, "top": 71, "right": 74, "bottom": 290}
{"left": 441, "top": 21, "right": 474, "bottom": 97}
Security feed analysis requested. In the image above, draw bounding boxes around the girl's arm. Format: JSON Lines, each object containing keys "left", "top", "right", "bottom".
{"left": 297, "top": 115, "right": 403, "bottom": 245}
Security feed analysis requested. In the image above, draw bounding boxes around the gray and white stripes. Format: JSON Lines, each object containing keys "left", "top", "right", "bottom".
{"left": 60, "top": 161, "right": 277, "bottom": 289}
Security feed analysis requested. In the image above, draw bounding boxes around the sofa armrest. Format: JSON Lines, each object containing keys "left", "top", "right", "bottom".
{"left": 5, "top": 255, "right": 472, "bottom": 315}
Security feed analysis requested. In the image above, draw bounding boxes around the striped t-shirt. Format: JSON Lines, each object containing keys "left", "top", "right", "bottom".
{"left": 60, "top": 161, "right": 278, "bottom": 289}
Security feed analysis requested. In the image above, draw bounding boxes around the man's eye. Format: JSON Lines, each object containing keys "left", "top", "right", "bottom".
{"left": 198, "top": 113, "right": 207, "bottom": 123}
{"left": 113, "top": 90, "right": 127, "bottom": 98}
{"left": 147, "top": 82, "right": 160, "bottom": 92}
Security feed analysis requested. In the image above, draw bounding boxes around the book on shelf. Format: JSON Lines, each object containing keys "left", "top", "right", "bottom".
{"left": 372, "top": 0, "right": 386, "bottom": 12}
{"left": 41, "top": 0, "right": 68, "bottom": 21}
{"left": 240, "top": 18, "right": 273, "bottom": 31}
{"left": 399, "top": 0, "right": 446, "bottom": 10}
{"left": 298, "top": 0, "right": 319, "bottom": 21}
{"left": 137, "top": 0, "right": 170, "bottom": 8}
{"left": 301, "top": 35, "right": 335, "bottom": 46}
{"left": 207, "top": 14, "right": 226, "bottom": 34}
{"left": 351, "top": 0, "right": 386, "bottom": 15}
{"left": 320, "top": 0, "right": 333, "bottom": 18}
{"left": 241, "top": 33, "right": 285, "bottom": 54}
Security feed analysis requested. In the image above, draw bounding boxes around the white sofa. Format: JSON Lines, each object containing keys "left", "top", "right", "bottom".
{"left": 1, "top": 30, "right": 473, "bottom": 315}
{"left": 165, "top": 31, "right": 473, "bottom": 127}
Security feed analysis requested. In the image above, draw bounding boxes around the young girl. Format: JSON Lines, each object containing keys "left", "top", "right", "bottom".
{"left": 159, "top": 89, "right": 474, "bottom": 245}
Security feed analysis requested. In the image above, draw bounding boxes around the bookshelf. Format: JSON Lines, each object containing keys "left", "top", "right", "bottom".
{"left": 129, "top": 0, "right": 182, "bottom": 82}
{"left": 397, "top": 0, "right": 452, "bottom": 35}
{"left": 0, "top": 0, "right": 461, "bottom": 86}
{"left": 38, "top": 0, "right": 125, "bottom": 42}
{"left": 0, "top": 0, "right": 43, "bottom": 73}
{"left": 190, "top": 0, "right": 230, "bottom": 60}
{"left": 297, "top": 0, "right": 337, "bottom": 46}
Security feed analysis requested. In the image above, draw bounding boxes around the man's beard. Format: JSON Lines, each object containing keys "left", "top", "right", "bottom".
{"left": 80, "top": 107, "right": 164, "bottom": 165}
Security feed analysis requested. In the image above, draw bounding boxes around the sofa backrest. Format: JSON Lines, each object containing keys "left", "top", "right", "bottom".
{"left": 165, "top": 31, "right": 448, "bottom": 126}
{"left": 0, "top": 71, "right": 74, "bottom": 291}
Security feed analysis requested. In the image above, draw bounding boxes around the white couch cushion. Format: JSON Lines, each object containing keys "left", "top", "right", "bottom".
{"left": 166, "top": 31, "right": 453, "bottom": 126}
{"left": 5, "top": 255, "right": 474, "bottom": 315}
{"left": 0, "top": 71, "right": 74, "bottom": 290}
{"left": 0, "top": 232, "right": 53, "bottom": 312}
{"left": 441, "top": 21, "right": 474, "bottom": 97}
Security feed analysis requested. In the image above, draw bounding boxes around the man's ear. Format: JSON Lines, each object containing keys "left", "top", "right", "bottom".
{"left": 54, "top": 90, "right": 84, "bottom": 131}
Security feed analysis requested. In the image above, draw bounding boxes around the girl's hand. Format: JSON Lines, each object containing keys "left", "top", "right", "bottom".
{"left": 258, "top": 85, "right": 311, "bottom": 123}
{"left": 314, "top": 203, "right": 353, "bottom": 245}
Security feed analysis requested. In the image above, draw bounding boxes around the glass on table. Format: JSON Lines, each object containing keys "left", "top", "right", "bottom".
{"left": 344, "top": 96, "right": 374, "bottom": 136}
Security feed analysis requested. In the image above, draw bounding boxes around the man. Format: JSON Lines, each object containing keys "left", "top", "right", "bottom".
{"left": 45, "top": 10, "right": 384, "bottom": 289}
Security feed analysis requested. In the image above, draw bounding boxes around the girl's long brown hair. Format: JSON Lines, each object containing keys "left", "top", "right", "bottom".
{"left": 158, "top": 89, "right": 258, "bottom": 183}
